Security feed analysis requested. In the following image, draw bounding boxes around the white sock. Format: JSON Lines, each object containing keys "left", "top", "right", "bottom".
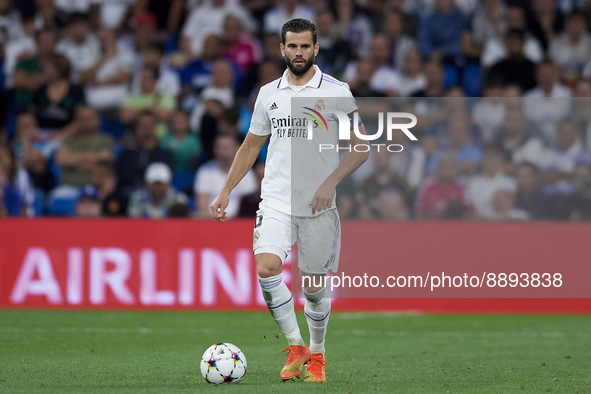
{"left": 259, "top": 274, "right": 304, "bottom": 346}
{"left": 303, "top": 287, "right": 331, "bottom": 355}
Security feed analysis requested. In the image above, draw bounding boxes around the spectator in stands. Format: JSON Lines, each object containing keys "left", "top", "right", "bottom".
{"left": 375, "top": 188, "right": 409, "bottom": 220}
{"left": 221, "top": 14, "right": 262, "bottom": 73}
{"left": 182, "top": 0, "right": 255, "bottom": 58}
{"left": 128, "top": 162, "right": 187, "bottom": 218}
{"left": 466, "top": 146, "right": 517, "bottom": 217}
{"left": 133, "top": 43, "right": 181, "bottom": 97}
{"left": 411, "top": 60, "right": 444, "bottom": 97}
{"left": 194, "top": 134, "right": 256, "bottom": 218}
{"left": 240, "top": 33, "right": 283, "bottom": 99}
{"left": 334, "top": 0, "right": 373, "bottom": 59}
{"left": 426, "top": 115, "right": 482, "bottom": 178}
{"left": 549, "top": 11, "right": 591, "bottom": 82}
{"left": 480, "top": 6, "right": 543, "bottom": 67}
{"left": 529, "top": 0, "right": 564, "bottom": 51}
{"left": 571, "top": 79, "right": 591, "bottom": 148}
{"left": 75, "top": 184, "right": 102, "bottom": 217}
{"left": 398, "top": 49, "right": 426, "bottom": 97}
{"left": 388, "top": 127, "right": 427, "bottom": 190}
{"left": 0, "top": 144, "right": 34, "bottom": 216}
{"left": 515, "top": 162, "right": 546, "bottom": 219}
{"left": 116, "top": 110, "right": 174, "bottom": 194}
{"left": 120, "top": 65, "right": 177, "bottom": 139}
{"left": 93, "top": 0, "right": 134, "bottom": 30}
{"left": 345, "top": 34, "right": 401, "bottom": 96}
{"left": 382, "top": 11, "right": 415, "bottom": 71}
{"left": 246, "top": 59, "right": 283, "bottom": 108}
{"left": 415, "top": 154, "right": 472, "bottom": 220}
{"left": 33, "top": 54, "right": 86, "bottom": 132}
{"left": 190, "top": 59, "right": 236, "bottom": 132}
{"left": 160, "top": 110, "right": 202, "bottom": 172}
{"left": 4, "top": 13, "right": 36, "bottom": 93}
{"left": 92, "top": 160, "right": 127, "bottom": 217}
{"left": 492, "top": 108, "right": 545, "bottom": 170}
{"left": 539, "top": 119, "right": 585, "bottom": 184}
{"left": 12, "top": 29, "right": 56, "bottom": 109}
{"left": 169, "top": 202, "right": 191, "bottom": 217}
{"left": 264, "top": 0, "right": 314, "bottom": 34}
{"left": 356, "top": 147, "right": 413, "bottom": 213}
{"left": 138, "top": 0, "right": 184, "bottom": 37}
{"left": 55, "top": 12, "right": 100, "bottom": 82}
{"left": 417, "top": 0, "right": 466, "bottom": 63}
{"left": 486, "top": 189, "right": 530, "bottom": 220}
{"left": 13, "top": 112, "right": 56, "bottom": 193}
{"left": 524, "top": 61, "right": 572, "bottom": 146}
{"left": 348, "top": 60, "right": 386, "bottom": 98}
{"left": 569, "top": 162, "right": 591, "bottom": 220}
{"left": 80, "top": 28, "right": 134, "bottom": 112}
{"left": 54, "top": 106, "right": 114, "bottom": 188}
{"left": 463, "top": 0, "right": 506, "bottom": 61}
{"left": 486, "top": 30, "right": 537, "bottom": 93}
{"left": 314, "top": 9, "right": 351, "bottom": 77}
{"left": 384, "top": 0, "right": 418, "bottom": 38}
{"left": 471, "top": 80, "right": 506, "bottom": 143}
{"left": 179, "top": 35, "right": 226, "bottom": 109}
{"left": 0, "top": 0, "right": 24, "bottom": 48}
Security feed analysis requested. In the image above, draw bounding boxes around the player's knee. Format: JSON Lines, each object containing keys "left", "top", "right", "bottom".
{"left": 302, "top": 274, "right": 326, "bottom": 294}
{"left": 255, "top": 253, "right": 282, "bottom": 278}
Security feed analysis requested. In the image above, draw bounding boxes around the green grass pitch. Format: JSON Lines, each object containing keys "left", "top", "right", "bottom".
{"left": 0, "top": 310, "right": 590, "bottom": 393}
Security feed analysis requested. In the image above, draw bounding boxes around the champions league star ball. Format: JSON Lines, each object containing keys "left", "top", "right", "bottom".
{"left": 200, "top": 343, "right": 247, "bottom": 384}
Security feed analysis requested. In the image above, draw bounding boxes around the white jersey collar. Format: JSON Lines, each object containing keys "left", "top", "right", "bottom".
{"left": 277, "top": 65, "right": 323, "bottom": 90}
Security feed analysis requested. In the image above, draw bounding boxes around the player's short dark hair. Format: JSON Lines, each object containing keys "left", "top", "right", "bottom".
{"left": 281, "top": 18, "right": 317, "bottom": 45}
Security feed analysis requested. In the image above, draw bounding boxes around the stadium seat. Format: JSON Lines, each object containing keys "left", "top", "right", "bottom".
{"left": 47, "top": 186, "right": 79, "bottom": 216}
{"left": 443, "top": 64, "right": 460, "bottom": 88}
{"left": 33, "top": 189, "right": 46, "bottom": 216}
{"left": 462, "top": 64, "right": 482, "bottom": 97}
{"left": 187, "top": 194, "right": 196, "bottom": 212}
{"left": 173, "top": 170, "right": 196, "bottom": 194}
{"left": 100, "top": 118, "right": 126, "bottom": 140}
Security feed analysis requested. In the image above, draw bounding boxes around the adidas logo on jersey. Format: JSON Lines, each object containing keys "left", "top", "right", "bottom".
{"left": 270, "top": 102, "right": 278, "bottom": 111}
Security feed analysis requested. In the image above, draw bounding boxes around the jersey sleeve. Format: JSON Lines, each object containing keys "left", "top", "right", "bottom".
{"left": 340, "top": 83, "right": 362, "bottom": 128}
{"left": 339, "top": 83, "right": 358, "bottom": 115}
{"left": 248, "top": 87, "right": 271, "bottom": 136}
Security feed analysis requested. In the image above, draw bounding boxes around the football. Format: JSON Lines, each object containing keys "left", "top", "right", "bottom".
{"left": 200, "top": 343, "right": 247, "bottom": 384}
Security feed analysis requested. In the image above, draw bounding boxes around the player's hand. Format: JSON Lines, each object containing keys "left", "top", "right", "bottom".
{"left": 210, "top": 193, "right": 229, "bottom": 222}
{"left": 309, "top": 181, "right": 336, "bottom": 215}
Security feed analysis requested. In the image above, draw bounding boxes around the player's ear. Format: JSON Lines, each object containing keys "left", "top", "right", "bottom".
{"left": 314, "top": 42, "right": 319, "bottom": 56}
{"left": 280, "top": 43, "right": 285, "bottom": 57}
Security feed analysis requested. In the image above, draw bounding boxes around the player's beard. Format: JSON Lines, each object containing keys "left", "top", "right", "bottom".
{"left": 285, "top": 54, "right": 315, "bottom": 77}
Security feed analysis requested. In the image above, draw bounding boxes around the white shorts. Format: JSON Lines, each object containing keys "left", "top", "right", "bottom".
{"left": 252, "top": 205, "right": 341, "bottom": 275}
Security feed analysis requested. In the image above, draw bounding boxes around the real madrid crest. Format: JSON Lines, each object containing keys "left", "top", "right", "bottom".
{"left": 253, "top": 230, "right": 260, "bottom": 242}
{"left": 314, "top": 99, "right": 325, "bottom": 112}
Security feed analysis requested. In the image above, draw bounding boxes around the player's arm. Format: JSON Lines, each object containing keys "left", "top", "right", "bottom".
{"left": 210, "top": 132, "right": 268, "bottom": 221}
{"left": 310, "top": 124, "right": 369, "bottom": 214}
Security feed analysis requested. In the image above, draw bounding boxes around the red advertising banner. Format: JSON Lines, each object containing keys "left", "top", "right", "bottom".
{"left": 0, "top": 219, "right": 590, "bottom": 313}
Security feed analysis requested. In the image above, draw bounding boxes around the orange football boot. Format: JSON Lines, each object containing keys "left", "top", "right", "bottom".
{"left": 280, "top": 344, "right": 311, "bottom": 380}
{"left": 304, "top": 353, "right": 326, "bottom": 382}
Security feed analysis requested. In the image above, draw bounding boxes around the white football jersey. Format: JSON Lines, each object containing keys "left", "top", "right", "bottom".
{"left": 249, "top": 65, "right": 358, "bottom": 217}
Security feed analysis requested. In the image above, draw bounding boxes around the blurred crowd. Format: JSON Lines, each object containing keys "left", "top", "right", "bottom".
{"left": 1, "top": 0, "right": 591, "bottom": 221}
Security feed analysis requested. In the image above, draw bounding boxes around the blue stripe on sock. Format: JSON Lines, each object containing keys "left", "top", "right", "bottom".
{"left": 268, "top": 296, "right": 292, "bottom": 310}
{"left": 304, "top": 309, "right": 331, "bottom": 321}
